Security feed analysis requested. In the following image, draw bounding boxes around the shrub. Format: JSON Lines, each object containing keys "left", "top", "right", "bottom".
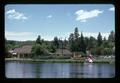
{"left": 80, "top": 52, "right": 86, "bottom": 57}
{"left": 32, "top": 44, "right": 47, "bottom": 57}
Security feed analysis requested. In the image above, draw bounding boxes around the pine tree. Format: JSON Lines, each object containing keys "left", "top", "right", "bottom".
{"left": 74, "top": 27, "right": 79, "bottom": 41}
{"left": 36, "top": 35, "right": 42, "bottom": 44}
{"left": 103, "top": 37, "right": 106, "bottom": 42}
{"left": 74, "top": 27, "right": 80, "bottom": 51}
{"left": 63, "top": 38, "right": 68, "bottom": 49}
{"left": 53, "top": 36, "right": 59, "bottom": 49}
{"left": 79, "top": 32, "right": 86, "bottom": 53}
{"left": 88, "top": 36, "right": 96, "bottom": 49}
{"left": 108, "top": 30, "right": 115, "bottom": 42}
{"left": 97, "top": 32, "right": 102, "bottom": 46}
{"left": 68, "top": 33, "right": 75, "bottom": 52}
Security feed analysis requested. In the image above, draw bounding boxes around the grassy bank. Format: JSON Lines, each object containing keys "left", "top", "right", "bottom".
{"left": 5, "top": 58, "right": 115, "bottom": 64}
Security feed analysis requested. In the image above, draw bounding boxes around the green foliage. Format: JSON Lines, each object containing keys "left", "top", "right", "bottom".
{"left": 79, "top": 33, "right": 86, "bottom": 53}
{"left": 103, "top": 48, "right": 113, "bottom": 55}
{"left": 84, "top": 37, "right": 89, "bottom": 48}
{"left": 68, "top": 33, "right": 75, "bottom": 52}
{"left": 96, "top": 47, "right": 102, "bottom": 55}
{"left": 69, "top": 27, "right": 81, "bottom": 52}
{"left": 74, "top": 27, "right": 79, "bottom": 40}
{"left": 50, "top": 45, "right": 56, "bottom": 53}
{"left": 91, "top": 48, "right": 97, "bottom": 55}
{"left": 63, "top": 38, "right": 68, "bottom": 49}
{"left": 53, "top": 36, "right": 59, "bottom": 49}
{"left": 32, "top": 44, "right": 45, "bottom": 56}
{"left": 36, "top": 35, "right": 42, "bottom": 44}
{"left": 32, "top": 36, "right": 57, "bottom": 57}
{"left": 47, "top": 43, "right": 56, "bottom": 53}
{"left": 74, "top": 27, "right": 80, "bottom": 51}
{"left": 97, "top": 32, "right": 102, "bottom": 46}
{"left": 80, "top": 52, "right": 86, "bottom": 57}
{"left": 102, "top": 40, "right": 114, "bottom": 49}
{"left": 89, "top": 36, "right": 97, "bottom": 48}
{"left": 108, "top": 30, "right": 115, "bottom": 42}
{"left": 6, "top": 39, "right": 35, "bottom": 51}
{"left": 5, "top": 28, "right": 115, "bottom": 58}
{"left": 68, "top": 28, "right": 115, "bottom": 56}
{"left": 69, "top": 28, "right": 86, "bottom": 54}
{"left": 91, "top": 47, "right": 113, "bottom": 56}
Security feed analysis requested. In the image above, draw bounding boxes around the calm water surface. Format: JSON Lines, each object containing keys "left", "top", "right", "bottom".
{"left": 5, "top": 61, "right": 115, "bottom": 78}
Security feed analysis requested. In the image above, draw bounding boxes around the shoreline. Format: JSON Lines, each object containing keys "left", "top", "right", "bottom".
{"left": 5, "top": 58, "right": 115, "bottom": 64}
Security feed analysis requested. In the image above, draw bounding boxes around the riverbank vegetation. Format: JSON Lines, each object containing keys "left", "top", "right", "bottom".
{"left": 5, "top": 57, "right": 115, "bottom": 64}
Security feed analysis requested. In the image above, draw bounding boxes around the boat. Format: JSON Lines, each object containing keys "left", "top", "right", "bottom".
{"left": 87, "top": 58, "right": 93, "bottom": 63}
{"left": 86, "top": 54, "right": 94, "bottom": 63}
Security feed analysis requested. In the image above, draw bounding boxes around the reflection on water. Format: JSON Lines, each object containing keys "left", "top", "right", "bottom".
{"left": 5, "top": 61, "right": 115, "bottom": 78}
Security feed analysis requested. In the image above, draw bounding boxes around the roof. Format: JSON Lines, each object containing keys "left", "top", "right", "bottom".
{"left": 55, "top": 49, "right": 72, "bottom": 55}
{"left": 13, "top": 45, "right": 32, "bottom": 54}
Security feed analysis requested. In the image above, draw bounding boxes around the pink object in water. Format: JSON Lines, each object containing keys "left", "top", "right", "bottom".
{"left": 88, "top": 58, "right": 93, "bottom": 63}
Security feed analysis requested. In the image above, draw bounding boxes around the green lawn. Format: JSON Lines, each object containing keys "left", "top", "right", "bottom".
{"left": 5, "top": 57, "right": 115, "bottom": 64}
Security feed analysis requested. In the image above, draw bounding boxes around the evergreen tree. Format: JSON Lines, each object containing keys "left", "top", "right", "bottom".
{"left": 36, "top": 35, "right": 42, "bottom": 44}
{"left": 74, "top": 27, "right": 79, "bottom": 51}
{"left": 32, "top": 44, "right": 45, "bottom": 56}
{"left": 84, "top": 37, "right": 89, "bottom": 50}
{"left": 88, "top": 36, "right": 96, "bottom": 49}
{"left": 103, "top": 37, "right": 106, "bottom": 42}
{"left": 63, "top": 38, "right": 68, "bottom": 49}
{"left": 74, "top": 27, "right": 79, "bottom": 41}
{"left": 68, "top": 33, "right": 75, "bottom": 52}
{"left": 97, "top": 32, "right": 102, "bottom": 46}
{"left": 58, "top": 38, "right": 63, "bottom": 49}
{"left": 108, "top": 30, "right": 115, "bottom": 42}
{"left": 79, "top": 32, "right": 86, "bottom": 53}
{"left": 53, "top": 36, "right": 59, "bottom": 49}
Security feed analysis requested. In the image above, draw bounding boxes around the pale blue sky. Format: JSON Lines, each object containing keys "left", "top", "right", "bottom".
{"left": 5, "top": 4, "right": 115, "bottom": 41}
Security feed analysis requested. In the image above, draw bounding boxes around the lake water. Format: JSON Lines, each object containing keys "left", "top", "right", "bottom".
{"left": 5, "top": 61, "right": 115, "bottom": 78}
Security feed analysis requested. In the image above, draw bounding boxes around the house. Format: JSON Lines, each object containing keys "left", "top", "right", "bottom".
{"left": 8, "top": 46, "right": 74, "bottom": 58}
{"left": 9, "top": 45, "right": 33, "bottom": 58}
{"left": 55, "top": 49, "right": 73, "bottom": 57}
{"left": 72, "top": 52, "right": 82, "bottom": 59}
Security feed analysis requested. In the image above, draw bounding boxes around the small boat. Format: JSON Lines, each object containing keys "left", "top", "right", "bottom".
{"left": 86, "top": 54, "right": 94, "bottom": 63}
{"left": 87, "top": 58, "right": 93, "bottom": 63}
{"left": 84, "top": 57, "right": 93, "bottom": 63}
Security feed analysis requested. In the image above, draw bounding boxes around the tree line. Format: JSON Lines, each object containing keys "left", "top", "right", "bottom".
{"left": 5, "top": 27, "right": 115, "bottom": 57}
{"left": 31, "top": 27, "right": 115, "bottom": 56}
{"left": 68, "top": 27, "right": 115, "bottom": 56}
